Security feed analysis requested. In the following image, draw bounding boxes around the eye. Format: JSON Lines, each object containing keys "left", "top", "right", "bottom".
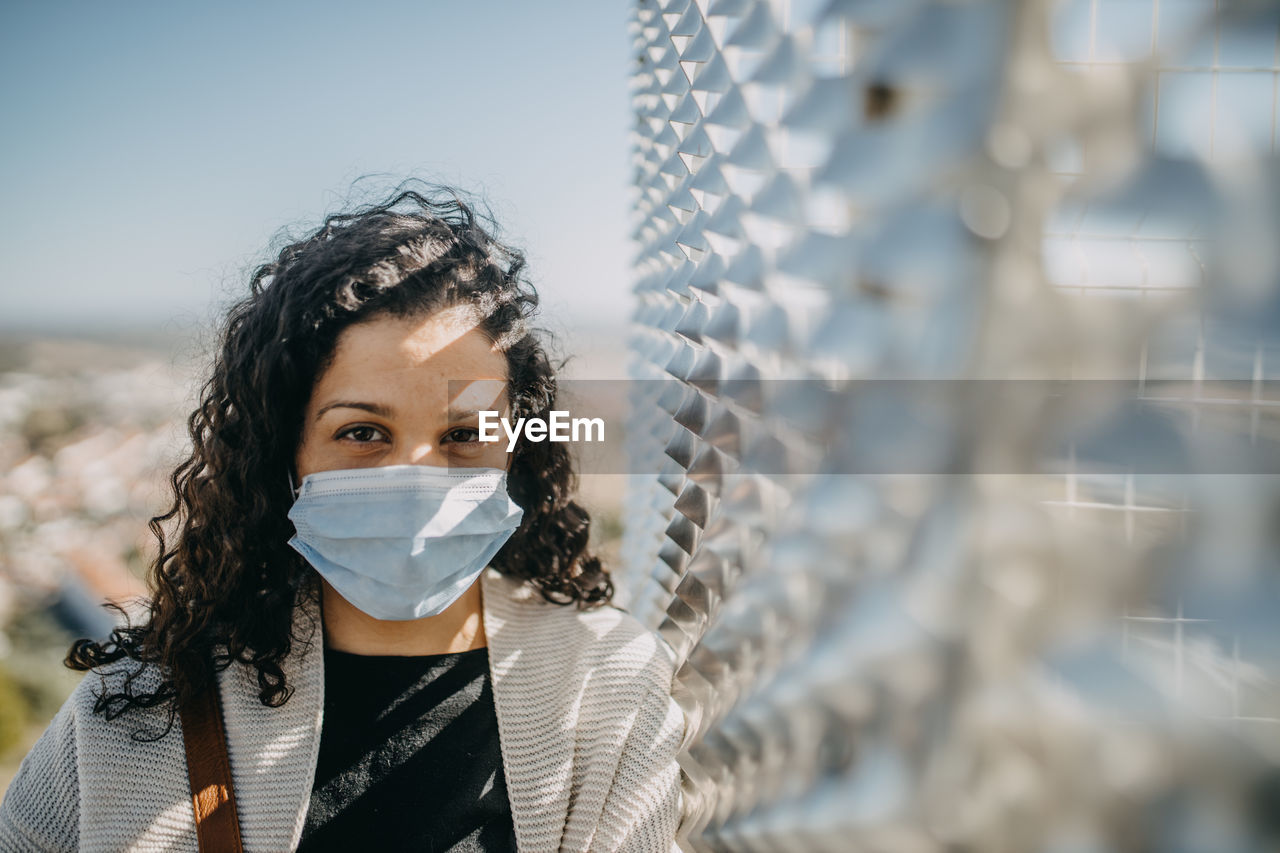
{"left": 335, "top": 424, "right": 389, "bottom": 444}
{"left": 442, "top": 427, "right": 480, "bottom": 444}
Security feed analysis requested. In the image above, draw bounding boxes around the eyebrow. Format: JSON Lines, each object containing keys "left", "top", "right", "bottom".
{"left": 314, "top": 401, "right": 395, "bottom": 422}
{"left": 446, "top": 408, "right": 498, "bottom": 422}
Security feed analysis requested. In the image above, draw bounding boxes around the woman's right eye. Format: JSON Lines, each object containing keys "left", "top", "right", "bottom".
{"left": 335, "top": 424, "right": 389, "bottom": 444}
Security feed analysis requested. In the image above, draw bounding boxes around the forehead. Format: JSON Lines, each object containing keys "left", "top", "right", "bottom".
{"left": 316, "top": 309, "right": 508, "bottom": 396}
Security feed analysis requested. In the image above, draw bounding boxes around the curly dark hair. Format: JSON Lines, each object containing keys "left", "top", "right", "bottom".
{"left": 65, "top": 183, "right": 613, "bottom": 739}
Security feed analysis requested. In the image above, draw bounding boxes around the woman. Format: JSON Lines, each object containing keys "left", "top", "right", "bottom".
{"left": 0, "top": 186, "right": 685, "bottom": 851}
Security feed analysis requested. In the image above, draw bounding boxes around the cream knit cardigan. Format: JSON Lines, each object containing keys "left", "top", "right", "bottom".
{"left": 0, "top": 570, "right": 686, "bottom": 852}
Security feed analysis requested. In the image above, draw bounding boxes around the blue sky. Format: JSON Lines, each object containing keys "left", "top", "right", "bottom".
{"left": 0, "top": 1, "right": 636, "bottom": 334}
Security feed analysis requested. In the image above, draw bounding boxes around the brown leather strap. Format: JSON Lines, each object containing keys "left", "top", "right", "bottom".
{"left": 179, "top": 678, "right": 245, "bottom": 852}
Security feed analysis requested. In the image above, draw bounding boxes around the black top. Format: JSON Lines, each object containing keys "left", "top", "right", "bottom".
{"left": 297, "top": 644, "right": 517, "bottom": 852}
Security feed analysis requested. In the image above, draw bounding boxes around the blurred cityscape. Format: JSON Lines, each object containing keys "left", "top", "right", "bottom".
{"left": 0, "top": 331, "right": 198, "bottom": 787}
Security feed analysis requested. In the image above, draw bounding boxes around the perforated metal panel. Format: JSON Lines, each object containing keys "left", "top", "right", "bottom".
{"left": 623, "top": 1, "right": 1280, "bottom": 849}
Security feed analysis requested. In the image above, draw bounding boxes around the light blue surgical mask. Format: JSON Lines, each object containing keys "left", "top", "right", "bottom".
{"left": 286, "top": 464, "right": 524, "bottom": 621}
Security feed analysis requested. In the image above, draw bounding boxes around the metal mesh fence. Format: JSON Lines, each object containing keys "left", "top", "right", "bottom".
{"left": 622, "top": 0, "right": 1280, "bottom": 849}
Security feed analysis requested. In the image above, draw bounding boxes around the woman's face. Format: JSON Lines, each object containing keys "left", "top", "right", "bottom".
{"left": 294, "top": 306, "right": 512, "bottom": 482}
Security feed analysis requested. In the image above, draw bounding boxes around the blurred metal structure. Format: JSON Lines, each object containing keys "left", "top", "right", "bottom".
{"left": 622, "top": 0, "right": 1280, "bottom": 850}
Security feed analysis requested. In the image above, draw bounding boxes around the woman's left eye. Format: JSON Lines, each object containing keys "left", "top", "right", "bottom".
{"left": 443, "top": 427, "right": 480, "bottom": 444}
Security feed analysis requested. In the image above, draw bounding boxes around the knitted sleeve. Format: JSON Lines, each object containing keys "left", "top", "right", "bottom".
{"left": 589, "top": 642, "right": 687, "bottom": 853}
{"left": 0, "top": 691, "right": 81, "bottom": 852}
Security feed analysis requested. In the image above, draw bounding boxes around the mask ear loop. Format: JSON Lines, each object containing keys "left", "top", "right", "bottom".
{"left": 288, "top": 469, "right": 299, "bottom": 499}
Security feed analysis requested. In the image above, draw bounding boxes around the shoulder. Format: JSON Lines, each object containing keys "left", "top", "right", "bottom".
{"left": 483, "top": 578, "right": 688, "bottom": 848}
{"left": 63, "top": 656, "right": 173, "bottom": 738}
{"left": 0, "top": 658, "right": 174, "bottom": 852}
{"left": 42, "top": 656, "right": 184, "bottom": 783}
{"left": 14, "top": 653, "right": 173, "bottom": 756}
{"left": 482, "top": 569, "right": 677, "bottom": 694}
